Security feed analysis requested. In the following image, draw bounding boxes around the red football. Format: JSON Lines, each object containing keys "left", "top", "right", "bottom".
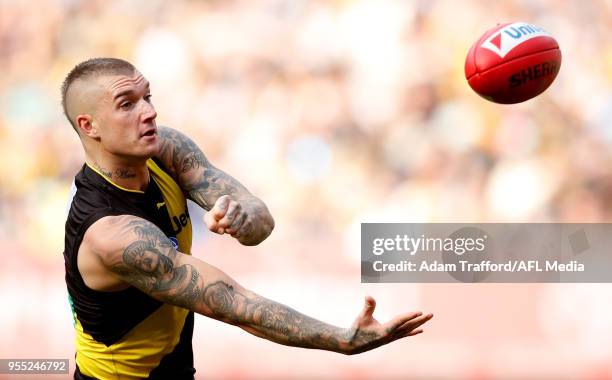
{"left": 465, "top": 22, "right": 561, "bottom": 104}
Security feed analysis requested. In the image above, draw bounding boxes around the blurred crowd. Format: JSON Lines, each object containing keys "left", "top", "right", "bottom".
{"left": 0, "top": 0, "right": 611, "bottom": 378}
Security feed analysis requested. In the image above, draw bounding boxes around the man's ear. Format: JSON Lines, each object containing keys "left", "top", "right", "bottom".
{"left": 76, "top": 114, "right": 99, "bottom": 138}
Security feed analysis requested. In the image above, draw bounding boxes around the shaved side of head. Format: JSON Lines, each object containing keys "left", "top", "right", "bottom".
{"left": 61, "top": 58, "right": 136, "bottom": 133}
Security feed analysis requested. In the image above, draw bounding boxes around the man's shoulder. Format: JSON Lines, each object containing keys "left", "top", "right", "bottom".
{"left": 78, "top": 214, "right": 143, "bottom": 291}
{"left": 84, "top": 214, "right": 146, "bottom": 258}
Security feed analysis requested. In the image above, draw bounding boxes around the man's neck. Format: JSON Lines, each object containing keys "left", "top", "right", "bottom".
{"left": 86, "top": 155, "right": 150, "bottom": 192}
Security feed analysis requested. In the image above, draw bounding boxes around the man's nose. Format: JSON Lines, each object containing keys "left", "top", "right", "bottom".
{"left": 141, "top": 101, "right": 157, "bottom": 123}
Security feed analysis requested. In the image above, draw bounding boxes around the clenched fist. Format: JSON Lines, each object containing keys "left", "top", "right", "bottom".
{"left": 203, "top": 195, "right": 274, "bottom": 246}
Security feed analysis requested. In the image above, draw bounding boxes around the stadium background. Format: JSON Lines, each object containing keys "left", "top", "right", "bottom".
{"left": 0, "top": 0, "right": 611, "bottom": 378}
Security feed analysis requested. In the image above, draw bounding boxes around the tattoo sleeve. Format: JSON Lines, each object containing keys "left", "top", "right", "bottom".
{"left": 101, "top": 216, "right": 364, "bottom": 354}
{"left": 157, "top": 127, "right": 250, "bottom": 210}
{"left": 202, "top": 281, "right": 351, "bottom": 352}
{"left": 156, "top": 126, "right": 274, "bottom": 245}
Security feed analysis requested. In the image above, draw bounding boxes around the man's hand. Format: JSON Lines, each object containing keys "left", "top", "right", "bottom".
{"left": 342, "top": 296, "right": 433, "bottom": 355}
{"left": 204, "top": 195, "right": 273, "bottom": 246}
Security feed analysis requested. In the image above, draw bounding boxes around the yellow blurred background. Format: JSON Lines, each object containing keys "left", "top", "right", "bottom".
{"left": 0, "top": 0, "right": 611, "bottom": 378}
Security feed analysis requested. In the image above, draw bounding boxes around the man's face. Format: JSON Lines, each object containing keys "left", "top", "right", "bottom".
{"left": 90, "top": 71, "right": 158, "bottom": 159}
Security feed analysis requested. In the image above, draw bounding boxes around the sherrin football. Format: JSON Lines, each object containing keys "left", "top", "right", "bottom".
{"left": 465, "top": 22, "right": 561, "bottom": 104}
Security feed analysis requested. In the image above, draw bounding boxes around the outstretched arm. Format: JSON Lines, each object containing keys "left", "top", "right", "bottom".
{"left": 156, "top": 126, "right": 274, "bottom": 245}
{"left": 86, "top": 215, "right": 432, "bottom": 355}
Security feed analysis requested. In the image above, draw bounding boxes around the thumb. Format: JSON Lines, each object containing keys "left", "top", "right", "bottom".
{"left": 203, "top": 212, "right": 220, "bottom": 232}
{"left": 204, "top": 196, "right": 231, "bottom": 234}
{"left": 361, "top": 295, "right": 376, "bottom": 319}
{"left": 210, "top": 195, "right": 231, "bottom": 221}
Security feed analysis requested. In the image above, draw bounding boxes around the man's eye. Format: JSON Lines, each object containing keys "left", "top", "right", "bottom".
{"left": 144, "top": 94, "right": 152, "bottom": 102}
{"left": 120, "top": 101, "right": 132, "bottom": 109}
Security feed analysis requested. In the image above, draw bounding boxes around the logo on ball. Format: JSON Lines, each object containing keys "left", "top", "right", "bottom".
{"left": 481, "top": 22, "right": 551, "bottom": 58}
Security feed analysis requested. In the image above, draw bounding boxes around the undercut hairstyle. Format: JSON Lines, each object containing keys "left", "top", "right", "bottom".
{"left": 61, "top": 57, "right": 136, "bottom": 130}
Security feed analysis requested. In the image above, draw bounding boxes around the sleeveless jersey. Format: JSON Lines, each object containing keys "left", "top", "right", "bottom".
{"left": 64, "top": 158, "right": 195, "bottom": 379}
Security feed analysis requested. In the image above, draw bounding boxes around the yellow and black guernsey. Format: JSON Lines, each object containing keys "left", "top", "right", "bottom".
{"left": 64, "top": 158, "right": 195, "bottom": 380}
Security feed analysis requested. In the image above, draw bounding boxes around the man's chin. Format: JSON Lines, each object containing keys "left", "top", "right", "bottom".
{"left": 124, "top": 142, "right": 159, "bottom": 162}
{"left": 141, "top": 136, "right": 160, "bottom": 156}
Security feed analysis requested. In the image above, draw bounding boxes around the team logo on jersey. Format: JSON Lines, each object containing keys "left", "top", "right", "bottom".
{"left": 169, "top": 236, "right": 179, "bottom": 250}
{"left": 481, "top": 22, "right": 550, "bottom": 58}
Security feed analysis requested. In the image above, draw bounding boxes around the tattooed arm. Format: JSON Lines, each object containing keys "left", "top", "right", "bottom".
{"left": 85, "top": 215, "right": 433, "bottom": 355}
{"left": 156, "top": 126, "right": 274, "bottom": 246}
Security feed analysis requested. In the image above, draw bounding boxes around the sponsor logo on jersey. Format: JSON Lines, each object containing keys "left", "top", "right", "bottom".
{"left": 481, "top": 22, "right": 551, "bottom": 58}
{"left": 171, "top": 211, "right": 190, "bottom": 235}
{"left": 169, "top": 236, "right": 179, "bottom": 250}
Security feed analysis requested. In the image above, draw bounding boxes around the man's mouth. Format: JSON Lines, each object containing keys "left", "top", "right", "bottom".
{"left": 141, "top": 128, "right": 157, "bottom": 138}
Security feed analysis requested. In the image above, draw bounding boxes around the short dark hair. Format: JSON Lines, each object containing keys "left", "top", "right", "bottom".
{"left": 61, "top": 57, "right": 136, "bottom": 129}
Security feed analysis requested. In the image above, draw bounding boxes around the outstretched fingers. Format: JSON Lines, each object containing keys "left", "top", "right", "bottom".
{"left": 387, "top": 311, "right": 424, "bottom": 331}
{"left": 395, "top": 313, "right": 433, "bottom": 337}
